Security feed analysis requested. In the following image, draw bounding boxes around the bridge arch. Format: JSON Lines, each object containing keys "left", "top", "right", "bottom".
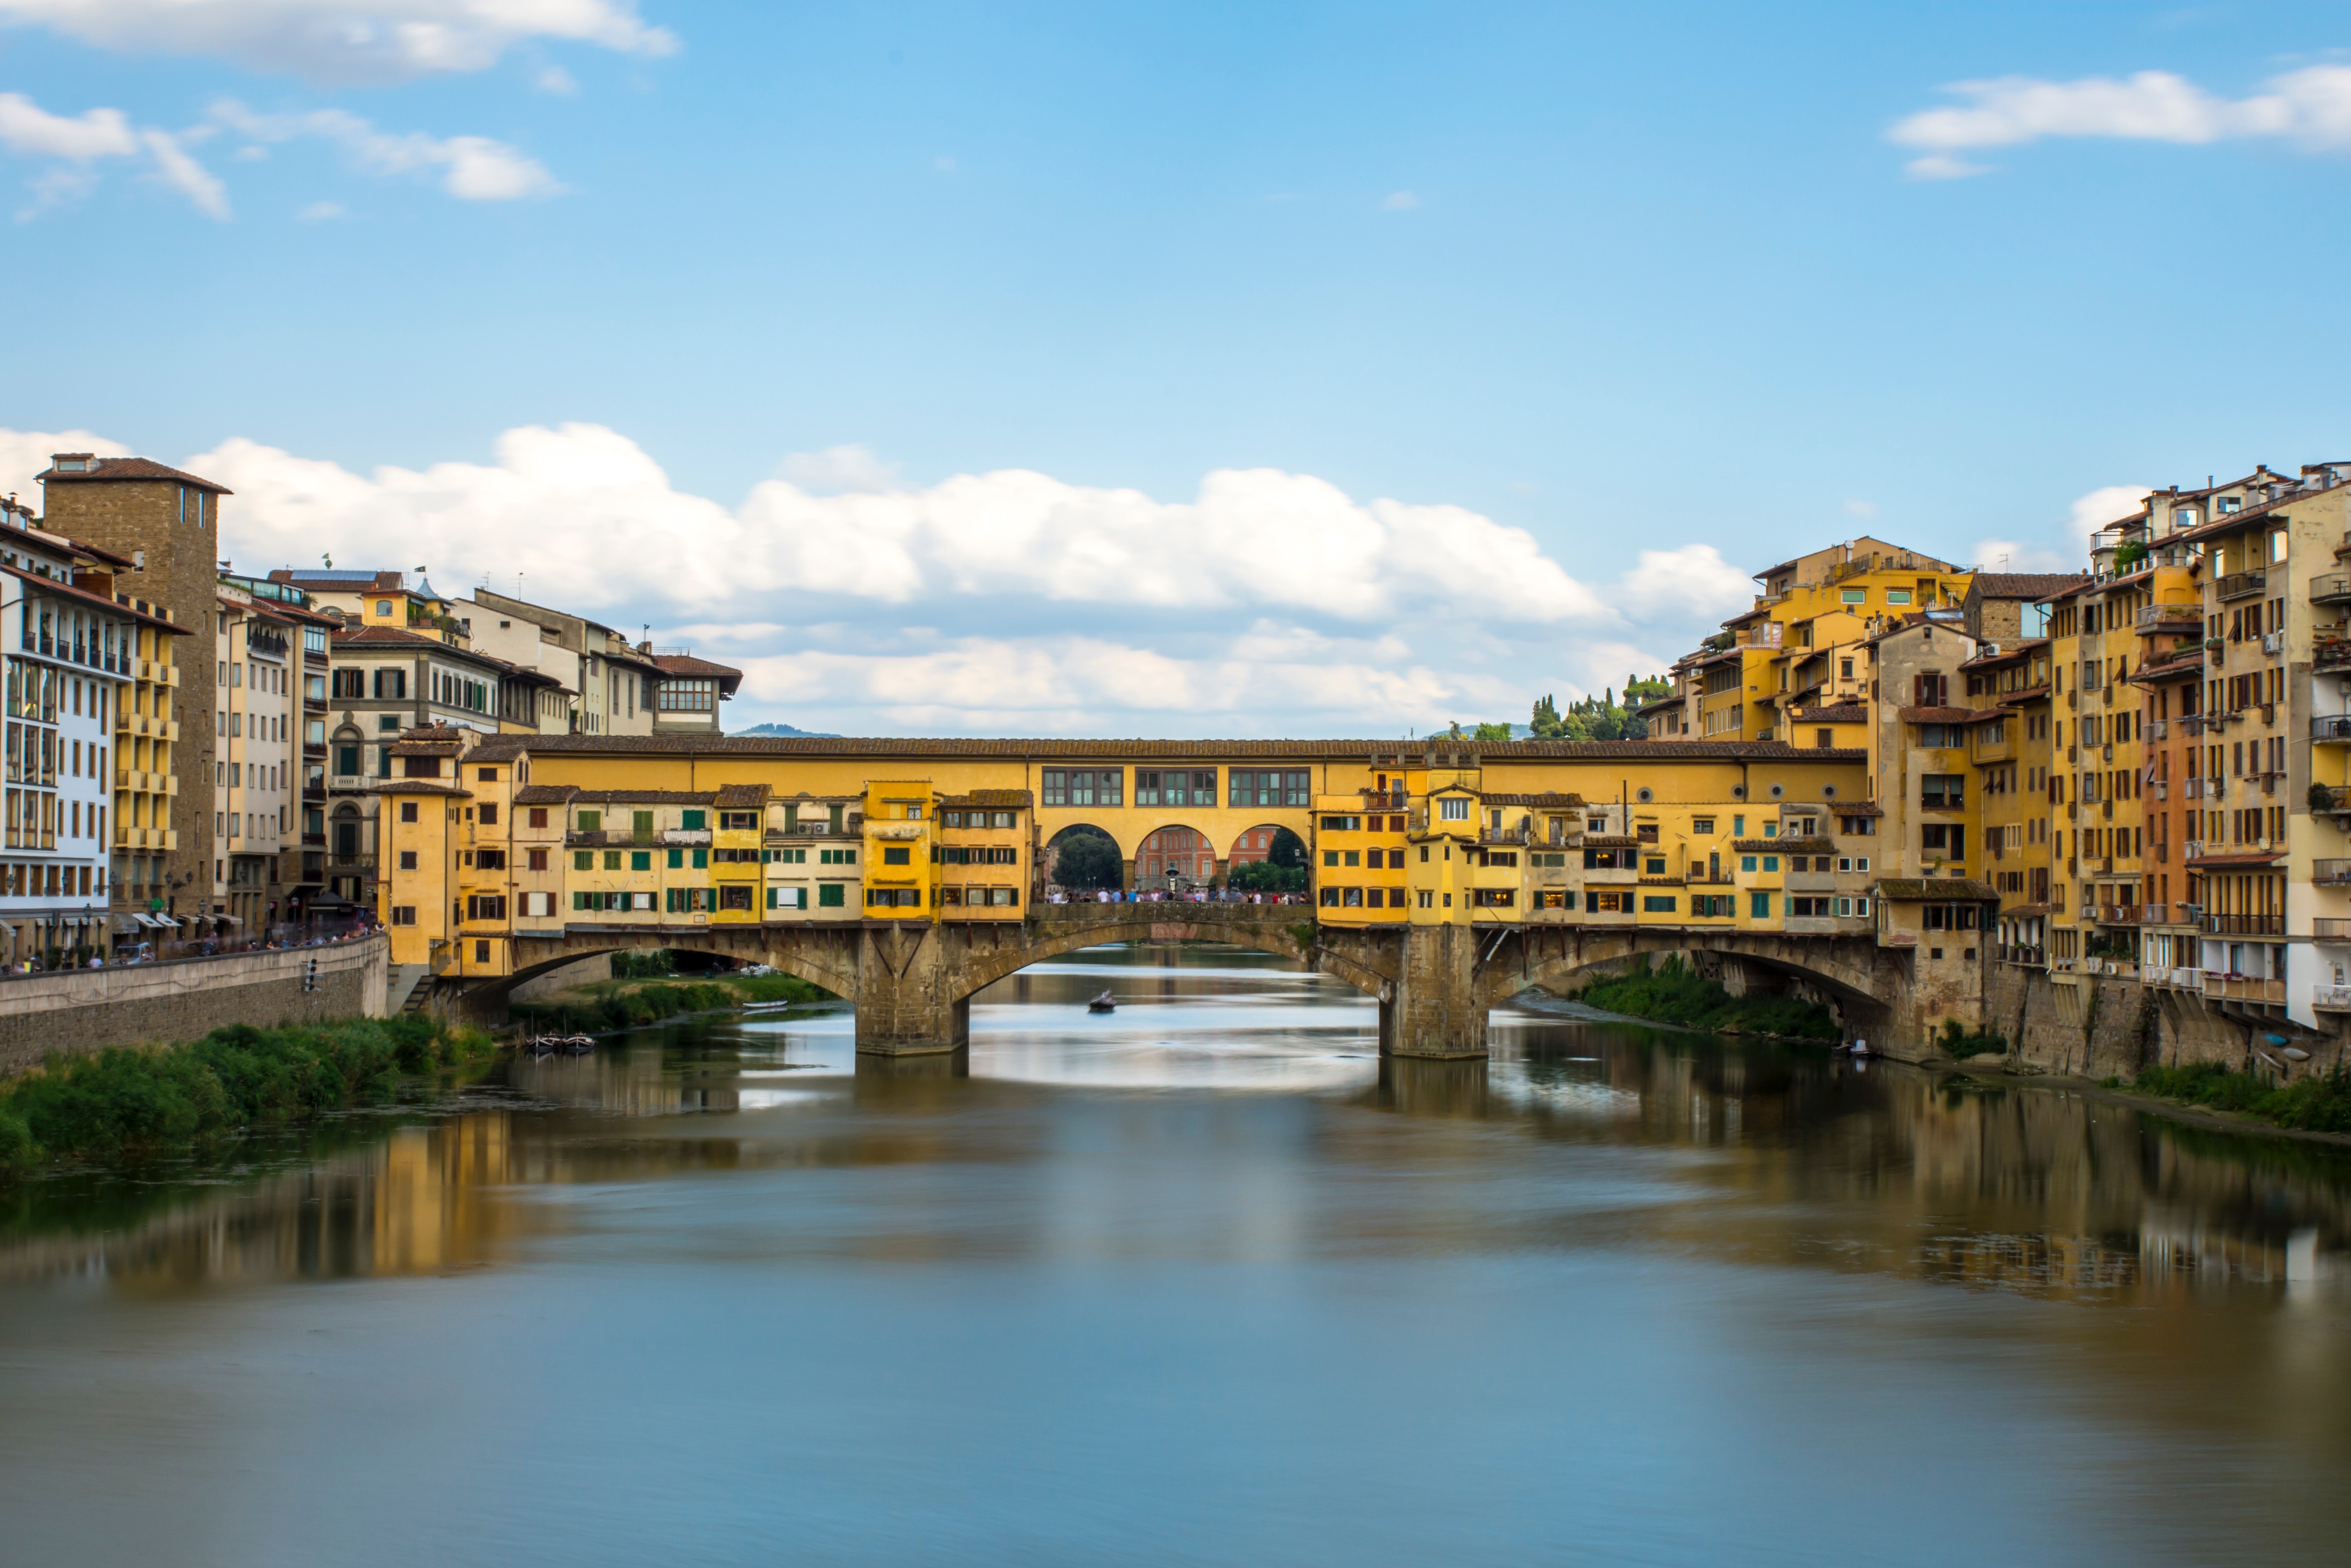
{"left": 1479, "top": 926, "right": 1897, "bottom": 1038}
{"left": 946, "top": 910, "right": 1395, "bottom": 1006}
{"left": 476, "top": 926, "right": 863, "bottom": 1012}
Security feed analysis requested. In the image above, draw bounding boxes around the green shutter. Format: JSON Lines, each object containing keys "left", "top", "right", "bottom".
{"left": 578, "top": 810, "right": 600, "bottom": 832}
{"left": 573, "top": 850, "right": 593, "bottom": 871}
{"left": 682, "top": 810, "right": 706, "bottom": 830}
{"left": 604, "top": 850, "right": 622, "bottom": 870}
{"left": 818, "top": 883, "right": 844, "bottom": 907}
{"left": 693, "top": 848, "right": 708, "bottom": 868}
{"left": 667, "top": 848, "right": 683, "bottom": 868}
{"left": 632, "top": 851, "right": 651, "bottom": 871}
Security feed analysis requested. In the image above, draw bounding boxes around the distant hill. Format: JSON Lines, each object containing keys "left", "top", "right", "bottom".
{"left": 731, "top": 722, "right": 842, "bottom": 738}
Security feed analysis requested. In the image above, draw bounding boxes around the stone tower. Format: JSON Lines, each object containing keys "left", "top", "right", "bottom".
{"left": 36, "top": 454, "right": 223, "bottom": 912}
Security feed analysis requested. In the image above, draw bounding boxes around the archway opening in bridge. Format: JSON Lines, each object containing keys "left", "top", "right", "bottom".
{"left": 1045, "top": 824, "right": 1124, "bottom": 893}
{"left": 1226, "top": 824, "right": 1306, "bottom": 895}
{"left": 1134, "top": 825, "right": 1217, "bottom": 891}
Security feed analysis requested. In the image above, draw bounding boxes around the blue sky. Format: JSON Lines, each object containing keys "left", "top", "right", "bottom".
{"left": 3, "top": 1, "right": 2349, "bottom": 735}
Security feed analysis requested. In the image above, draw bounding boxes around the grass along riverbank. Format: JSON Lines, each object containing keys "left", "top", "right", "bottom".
{"left": 1563, "top": 956, "right": 1840, "bottom": 1041}
{"left": 510, "top": 972, "right": 835, "bottom": 1036}
{"left": 0, "top": 1016, "right": 493, "bottom": 1178}
{"left": 2119, "top": 1061, "right": 2351, "bottom": 1135}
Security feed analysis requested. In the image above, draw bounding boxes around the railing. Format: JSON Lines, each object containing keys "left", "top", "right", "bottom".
{"left": 2203, "top": 913, "right": 2285, "bottom": 936}
{"left": 2318, "top": 640, "right": 2351, "bottom": 674}
{"left": 1997, "top": 945, "right": 2045, "bottom": 966}
{"left": 2314, "top": 716, "right": 2351, "bottom": 742}
{"left": 2314, "top": 985, "right": 2351, "bottom": 1011}
{"left": 2313, "top": 573, "right": 2351, "bottom": 605}
{"left": 2315, "top": 860, "right": 2351, "bottom": 885}
{"left": 2146, "top": 966, "right": 2205, "bottom": 990}
{"left": 2216, "top": 569, "right": 2267, "bottom": 601}
{"left": 2318, "top": 787, "right": 2351, "bottom": 814}
{"left": 2098, "top": 904, "right": 2145, "bottom": 925}
{"left": 325, "top": 852, "right": 376, "bottom": 872}
{"left": 2145, "top": 719, "right": 2167, "bottom": 740}
{"left": 2138, "top": 603, "right": 2205, "bottom": 627}
{"left": 2315, "top": 918, "right": 2351, "bottom": 941}
{"left": 2204, "top": 974, "right": 2287, "bottom": 1004}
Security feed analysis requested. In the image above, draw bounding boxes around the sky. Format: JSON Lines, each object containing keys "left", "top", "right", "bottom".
{"left": 2, "top": 1, "right": 2349, "bottom": 737}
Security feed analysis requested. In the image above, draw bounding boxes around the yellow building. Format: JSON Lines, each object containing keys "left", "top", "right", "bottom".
{"left": 861, "top": 780, "right": 936, "bottom": 919}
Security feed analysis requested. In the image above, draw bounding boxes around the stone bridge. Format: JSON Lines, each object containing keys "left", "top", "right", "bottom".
{"left": 447, "top": 908, "right": 1927, "bottom": 1058}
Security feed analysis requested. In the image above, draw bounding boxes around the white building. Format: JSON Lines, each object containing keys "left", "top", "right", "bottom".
{"left": 214, "top": 585, "right": 300, "bottom": 933}
{"left": 0, "top": 496, "right": 182, "bottom": 963}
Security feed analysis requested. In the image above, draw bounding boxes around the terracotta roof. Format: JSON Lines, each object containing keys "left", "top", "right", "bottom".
{"left": 1788, "top": 705, "right": 1865, "bottom": 723}
{"left": 1734, "top": 837, "right": 1836, "bottom": 853}
{"left": 516, "top": 735, "right": 1871, "bottom": 762}
{"left": 566, "top": 790, "right": 719, "bottom": 805}
{"left": 1900, "top": 706, "right": 1979, "bottom": 724}
{"left": 38, "top": 455, "right": 231, "bottom": 494}
{"left": 367, "top": 780, "right": 473, "bottom": 797}
{"left": 1873, "top": 878, "right": 1999, "bottom": 901}
{"left": 1995, "top": 684, "right": 2052, "bottom": 707}
{"left": 1480, "top": 791, "right": 1588, "bottom": 807}
{"left": 652, "top": 653, "right": 743, "bottom": 693}
{"left": 2172, "top": 478, "right": 2349, "bottom": 546}
{"left": 2001, "top": 902, "right": 2056, "bottom": 917}
{"left": 467, "top": 735, "right": 532, "bottom": 762}
{"left": 1, "top": 563, "right": 189, "bottom": 632}
{"left": 1961, "top": 637, "right": 2048, "bottom": 670}
{"left": 1968, "top": 572, "right": 2086, "bottom": 600}
{"left": 514, "top": 784, "right": 580, "bottom": 806}
{"left": 713, "top": 783, "right": 770, "bottom": 808}
{"left": 2186, "top": 851, "right": 2283, "bottom": 869}
{"left": 1832, "top": 802, "right": 1885, "bottom": 816}
{"left": 1581, "top": 835, "right": 1640, "bottom": 847}
{"left": 939, "top": 789, "right": 1036, "bottom": 807}
{"left": 268, "top": 569, "right": 407, "bottom": 592}
{"left": 0, "top": 520, "right": 137, "bottom": 569}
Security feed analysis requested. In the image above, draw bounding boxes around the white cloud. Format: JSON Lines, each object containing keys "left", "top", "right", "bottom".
{"left": 3, "top": 420, "right": 1782, "bottom": 733}
{"left": 0, "top": 90, "right": 230, "bottom": 217}
{"left": 534, "top": 64, "right": 578, "bottom": 95}
{"left": 0, "top": 427, "right": 131, "bottom": 499}
{"left": 211, "top": 100, "right": 558, "bottom": 200}
{"left": 1891, "top": 64, "right": 2351, "bottom": 176}
{"left": 141, "top": 128, "right": 230, "bottom": 218}
{"left": 0, "top": 92, "right": 135, "bottom": 159}
{"left": 0, "top": 0, "right": 677, "bottom": 83}
{"left": 1380, "top": 189, "right": 1419, "bottom": 210}
{"left": 1967, "top": 483, "right": 2146, "bottom": 575}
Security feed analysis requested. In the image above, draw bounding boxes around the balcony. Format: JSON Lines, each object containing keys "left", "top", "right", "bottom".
{"left": 2097, "top": 904, "right": 2145, "bottom": 925}
{"left": 2315, "top": 860, "right": 2351, "bottom": 885}
{"left": 1997, "top": 944, "right": 2044, "bottom": 967}
{"left": 2216, "top": 569, "right": 2267, "bottom": 601}
{"left": 2315, "top": 574, "right": 2351, "bottom": 606}
{"left": 2145, "top": 966, "right": 2206, "bottom": 992}
{"left": 2318, "top": 639, "right": 2351, "bottom": 675}
{"left": 2203, "top": 913, "right": 2286, "bottom": 936}
{"left": 2203, "top": 974, "right": 2287, "bottom": 1005}
{"left": 2316, "top": 919, "right": 2351, "bottom": 941}
{"left": 2318, "top": 787, "right": 2351, "bottom": 815}
{"left": 2314, "top": 716, "right": 2351, "bottom": 744}
{"left": 2137, "top": 603, "right": 2205, "bottom": 630}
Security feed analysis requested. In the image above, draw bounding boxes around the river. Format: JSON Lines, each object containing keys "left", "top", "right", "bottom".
{"left": 2, "top": 943, "right": 2348, "bottom": 1566}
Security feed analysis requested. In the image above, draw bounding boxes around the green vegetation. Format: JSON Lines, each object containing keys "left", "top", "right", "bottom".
{"left": 1938, "top": 1019, "right": 2008, "bottom": 1059}
{"left": 1051, "top": 824, "right": 1124, "bottom": 890}
{"left": 2112, "top": 538, "right": 2148, "bottom": 569}
{"left": 612, "top": 949, "right": 678, "bottom": 979}
{"left": 0, "top": 1016, "right": 493, "bottom": 1177}
{"left": 2131, "top": 1061, "right": 2351, "bottom": 1134}
{"left": 1565, "top": 955, "right": 1840, "bottom": 1040}
{"left": 509, "top": 972, "right": 833, "bottom": 1036}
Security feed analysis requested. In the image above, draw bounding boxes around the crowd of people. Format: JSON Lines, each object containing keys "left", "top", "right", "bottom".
{"left": 4, "top": 916, "right": 381, "bottom": 977}
{"left": 1045, "top": 888, "right": 1308, "bottom": 905}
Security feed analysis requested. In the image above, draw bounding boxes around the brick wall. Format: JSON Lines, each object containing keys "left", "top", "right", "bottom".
{"left": 1982, "top": 961, "right": 2262, "bottom": 1079}
{"left": 0, "top": 935, "right": 389, "bottom": 1075}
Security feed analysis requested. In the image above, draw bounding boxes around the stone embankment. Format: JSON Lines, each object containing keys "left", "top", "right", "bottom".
{"left": 0, "top": 936, "right": 390, "bottom": 1076}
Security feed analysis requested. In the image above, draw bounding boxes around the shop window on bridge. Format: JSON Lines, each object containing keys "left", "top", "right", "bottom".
{"left": 464, "top": 894, "right": 506, "bottom": 921}
{"left": 1750, "top": 890, "right": 1772, "bottom": 918}
{"left": 865, "top": 888, "right": 922, "bottom": 908}
{"left": 1923, "top": 903, "right": 1981, "bottom": 930}
{"left": 1586, "top": 847, "right": 1630, "bottom": 869}
{"left": 1478, "top": 889, "right": 1519, "bottom": 908}
{"left": 1640, "top": 894, "right": 1674, "bottom": 912}
{"left": 883, "top": 846, "right": 912, "bottom": 865}
{"left": 720, "top": 811, "right": 758, "bottom": 831}
{"left": 1231, "top": 769, "right": 1310, "bottom": 809}
{"left": 1789, "top": 897, "right": 1833, "bottom": 917}
{"left": 719, "top": 885, "right": 754, "bottom": 912}
{"left": 665, "top": 887, "right": 714, "bottom": 913}
{"left": 818, "top": 884, "right": 846, "bottom": 907}
{"left": 1692, "top": 895, "right": 1734, "bottom": 917}
{"left": 1135, "top": 769, "right": 1216, "bottom": 807}
{"left": 1540, "top": 890, "right": 1574, "bottom": 909}
{"left": 769, "top": 886, "right": 807, "bottom": 909}
{"left": 1042, "top": 768, "right": 1123, "bottom": 808}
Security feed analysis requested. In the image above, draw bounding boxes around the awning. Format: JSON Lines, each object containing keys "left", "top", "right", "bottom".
{"left": 110, "top": 914, "right": 142, "bottom": 934}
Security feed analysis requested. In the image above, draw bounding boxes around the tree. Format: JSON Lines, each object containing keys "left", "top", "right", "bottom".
{"left": 1530, "top": 694, "right": 1564, "bottom": 738}
{"left": 1472, "top": 721, "right": 1514, "bottom": 743}
{"left": 1050, "top": 826, "right": 1123, "bottom": 890}
{"left": 1266, "top": 827, "right": 1307, "bottom": 868}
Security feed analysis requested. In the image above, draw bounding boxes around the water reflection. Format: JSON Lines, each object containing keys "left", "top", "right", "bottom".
{"left": 5, "top": 945, "right": 2351, "bottom": 1566}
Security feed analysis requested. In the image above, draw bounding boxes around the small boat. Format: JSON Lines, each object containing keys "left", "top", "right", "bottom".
{"left": 527, "top": 1033, "right": 597, "bottom": 1055}
{"left": 1846, "top": 1039, "right": 1874, "bottom": 1057}
{"left": 1087, "top": 989, "right": 1117, "bottom": 1014}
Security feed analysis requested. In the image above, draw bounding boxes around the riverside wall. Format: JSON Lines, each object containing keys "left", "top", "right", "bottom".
{"left": 1976, "top": 961, "right": 2349, "bottom": 1081}
{"left": 0, "top": 935, "right": 390, "bottom": 1076}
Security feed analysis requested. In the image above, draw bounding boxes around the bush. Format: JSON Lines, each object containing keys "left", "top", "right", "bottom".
{"left": 1568, "top": 955, "right": 1839, "bottom": 1040}
{"left": 0, "top": 1015, "right": 492, "bottom": 1176}
{"left": 2134, "top": 1061, "right": 2351, "bottom": 1133}
{"left": 1939, "top": 1019, "right": 2007, "bottom": 1059}
{"left": 612, "top": 950, "right": 677, "bottom": 979}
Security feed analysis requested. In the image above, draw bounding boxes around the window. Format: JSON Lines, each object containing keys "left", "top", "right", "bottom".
{"left": 667, "top": 848, "right": 684, "bottom": 869}
{"left": 1751, "top": 891, "right": 1772, "bottom": 918}
{"left": 1921, "top": 824, "right": 1967, "bottom": 859}
{"left": 1919, "top": 724, "right": 1967, "bottom": 748}
{"left": 1789, "top": 896, "right": 1832, "bottom": 918}
{"left": 658, "top": 678, "right": 717, "bottom": 712}
{"left": 1691, "top": 818, "right": 1715, "bottom": 834}
{"left": 478, "top": 767, "right": 498, "bottom": 782}
{"left": 769, "top": 886, "right": 808, "bottom": 909}
{"left": 1886, "top": 589, "right": 1912, "bottom": 605}
{"left": 1135, "top": 769, "right": 1217, "bottom": 807}
{"left": 1644, "top": 857, "right": 1665, "bottom": 875}
{"left": 334, "top": 743, "right": 360, "bottom": 776}
{"left": 865, "top": 888, "right": 923, "bottom": 908}
{"left": 391, "top": 906, "right": 416, "bottom": 926}
{"left": 1040, "top": 767, "right": 1124, "bottom": 808}
{"left": 1921, "top": 775, "right": 1965, "bottom": 809}
{"left": 820, "top": 848, "right": 856, "bottom": 865}
{"left": 464, "top": 895, "right": 507, "bottom": 921}
{"left": 883, "top": 846, "right": 911, "bottom": 865}
{"left": 818, "top": 883, "right": 846, "bottom": 907}
{"left": 604, "top": 851, "right": 622, "bottom": 870}
{"left": 1229, "top": 769, "right": 1309, "bottom": 808}
{"left": 1642, "top": 895, "right": 1676, "bottom": 912}
{"left": 1762, "top": 856, "right": 1779, "bottom": 872}
{"left": 578, "top": 810, "right": 602, "bottom": 832}
{"left": 478, "top": 803, "right": 497, "bottom": 826}
{"left": 719, "top": 885, "right": 755, "bottom": 912}
{"left": 1692, "top": 895, "right": 1734, "bottom": 917}
{"left": 399, "top": 801, "right": 418, "bottom": 824}
{"left": 1437, "top": 796, "right": 1470, "bottom": 821}
{"left": 631, "top": 851, "right": 652, "bottom": 871}
{"left": 1840, "top": 588, "right": 1866, "bottom": 604}
{"left": 527, "top": 848, "right": 549, "bottom": 871}
{"left": 720, "top": 811, "right": 759, "bottom": 831}
{"left": 397, "top": 850, "right": 418, "bottom": 871}
{"left": 681, "top": 809, "right": 706, "bottom": 830}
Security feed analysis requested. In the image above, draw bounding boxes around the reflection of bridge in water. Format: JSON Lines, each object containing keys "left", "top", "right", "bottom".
{"left": 465, "top": 904, "right": 1930, "bottom": 1059}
